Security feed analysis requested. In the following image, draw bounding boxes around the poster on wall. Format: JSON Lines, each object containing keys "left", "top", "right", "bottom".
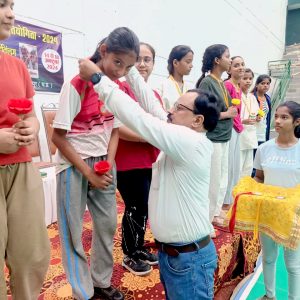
{"left": 0, "top": 20, "right": 64, "bottom": 93}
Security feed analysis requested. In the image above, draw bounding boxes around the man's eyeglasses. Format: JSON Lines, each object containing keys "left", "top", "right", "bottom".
{"left": 136, "top": 56, "right": 153, "bottom": 65}
{"left": 173, "top": 102, "right": 195, "bottom": 113}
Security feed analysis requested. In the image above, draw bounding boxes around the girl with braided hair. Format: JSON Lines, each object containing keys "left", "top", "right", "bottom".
{"left": 196, "top": 44, "right": 237, "bottom": 224}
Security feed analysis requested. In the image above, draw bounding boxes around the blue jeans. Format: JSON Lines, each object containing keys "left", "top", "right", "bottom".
{"left": 260, "top": 233, "right": 300, "bottom": 300}
{"left": 158, "top": 239, "right": 217, "bottom": 300}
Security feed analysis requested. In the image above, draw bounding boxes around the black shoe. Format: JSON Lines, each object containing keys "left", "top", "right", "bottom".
{"left": 136, "top": 249, "right": 158, "bottom": 265}
{"left": 94, "top": 286, "right": 124, "bottom": 300}
{"left": 122, "top": 255, "right": 152, "bottom": 276}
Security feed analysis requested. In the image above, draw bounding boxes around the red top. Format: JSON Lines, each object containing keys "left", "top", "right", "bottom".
{"left": 0, "top": 53, "right": 34, "bottom": 165}
{"left": 70, "top": 75, "right": 114, "bottom": 132}
{"left": 224, "top": 80, "right": 244, "bottom": 133}
{"left": 115, "top": 81, "right": 161, "bottom": 171}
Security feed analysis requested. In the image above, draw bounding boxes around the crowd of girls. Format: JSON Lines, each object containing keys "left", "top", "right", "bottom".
{"left": 160, "top": 43, "right": 299, "bottom": 300}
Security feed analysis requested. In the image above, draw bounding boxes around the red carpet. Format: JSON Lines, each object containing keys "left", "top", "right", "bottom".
{"left": 4, "top": 194, "right": 260, "bottom": 299}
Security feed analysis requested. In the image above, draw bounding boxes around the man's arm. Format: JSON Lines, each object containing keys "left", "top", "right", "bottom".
{"left": 125, "top": 67, "right": 167, "bottom": 121}
{"left": 78, "top": 59, "right": 201, "bottom": 163}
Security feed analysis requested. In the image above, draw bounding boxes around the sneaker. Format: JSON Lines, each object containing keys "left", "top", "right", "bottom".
{"left": 257, "top": 295, "right": 276, "bottom": 300}
{"left": 94, "top": 286, "right": 124, "bottom": 300}
{"left": 136, "top": 249, "right": 158, "bottom": 265}
{"left": 122, "top": 256, "right": 152, "bottom": 276}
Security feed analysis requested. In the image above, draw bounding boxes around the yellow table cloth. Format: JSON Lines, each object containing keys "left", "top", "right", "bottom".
{"left": 225, "top": 177, "right": 300, "bottom": 249}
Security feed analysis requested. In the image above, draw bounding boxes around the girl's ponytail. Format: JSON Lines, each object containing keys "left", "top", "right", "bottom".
{"left": 196, "top": 44, "right": 228, "bottom": 88}
{"left": 196, "top": 73, "right": 205, "bottom": 88}
{"left": 90, "top": 38, "right": 106, "bottom": 63}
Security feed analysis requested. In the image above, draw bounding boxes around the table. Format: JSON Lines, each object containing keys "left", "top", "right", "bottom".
{"left": 40, "top": 166, "right": 57, "bottom": 226}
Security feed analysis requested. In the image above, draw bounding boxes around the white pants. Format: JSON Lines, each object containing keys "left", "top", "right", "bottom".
{"left": 209, "top": 141, "right": 229, "bottom": 221}
{"left": 223, "top": 130, "right": 240, "bottom": 205}
{"left": 240, "top": 149, "right": 254, "bottom": 177}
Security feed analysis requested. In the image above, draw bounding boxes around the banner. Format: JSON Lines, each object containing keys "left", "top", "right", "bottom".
{"left": 0, "top": 20, "right": 64, "bottom": 93}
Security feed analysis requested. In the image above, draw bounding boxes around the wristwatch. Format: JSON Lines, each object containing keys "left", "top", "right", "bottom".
{"left": 90, "top": 72, "right": 103, "bottom": 85}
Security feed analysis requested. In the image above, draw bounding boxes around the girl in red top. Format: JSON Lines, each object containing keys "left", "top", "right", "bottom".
{"left": 115, "top": 43, "right": 161, "bottom": 276}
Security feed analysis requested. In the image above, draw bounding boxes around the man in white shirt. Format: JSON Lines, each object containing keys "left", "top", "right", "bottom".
{"left": 78, "top": 59, "right": 220, "bottom": 300}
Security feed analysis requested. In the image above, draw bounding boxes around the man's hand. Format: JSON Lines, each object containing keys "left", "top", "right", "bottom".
{"left": 87, "top": 171, "right": 113, "bottom": 190}
{"left": 78, "top": 58, "right": 101, "bottom": 81}
{"left": 0, "top": 128, "right": 20, "bottom": 154}
{"left": 13, "top": 120, "right": 37, "bottom": 146}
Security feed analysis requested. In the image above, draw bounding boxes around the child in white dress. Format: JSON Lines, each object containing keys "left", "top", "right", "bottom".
{"left": 240, "top": 68, "right": 260, "bottom": 176}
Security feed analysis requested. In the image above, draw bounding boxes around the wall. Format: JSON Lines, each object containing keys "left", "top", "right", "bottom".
{"left": 288, "top": 0, "right": 300, "bottom": 7}
{"left": 14, "top": 1, "right": 87, "bottom": 159}
{"left": 286, "top": 8, "right": 300, "bottom": 45}
{"left": 13, "top": 0, "right": 288, "bottom": 159}
{"left": 15, "top": 0, "right": 288, "bottom": 87}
